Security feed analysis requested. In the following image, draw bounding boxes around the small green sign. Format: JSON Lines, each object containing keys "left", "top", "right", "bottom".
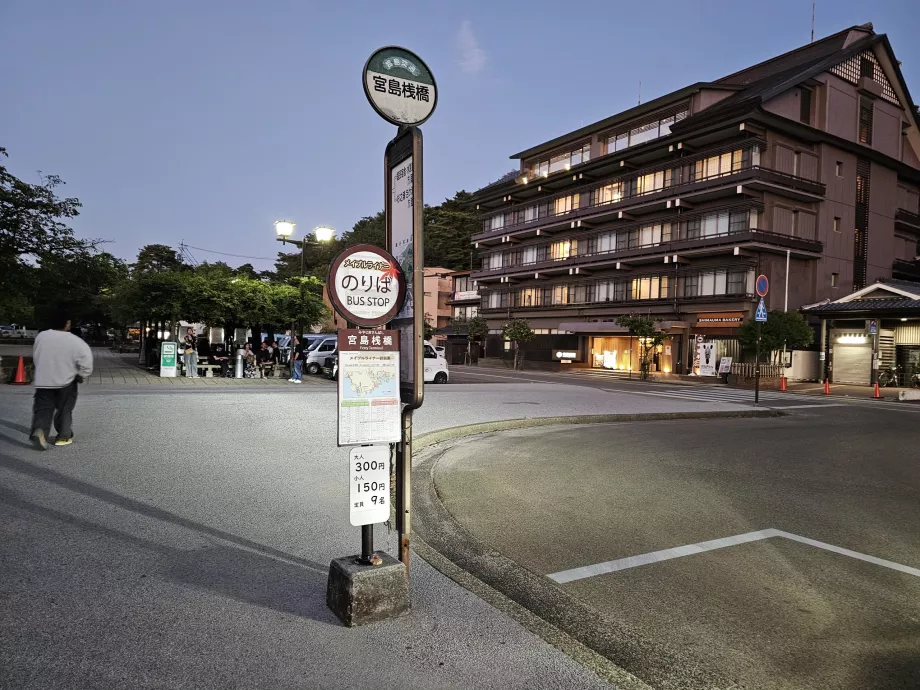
{"left": 161, "top": 342, "right": 177, "bottom": 368}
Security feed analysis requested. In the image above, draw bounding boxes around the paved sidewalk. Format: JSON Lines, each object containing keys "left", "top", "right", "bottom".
{"left": 86, "top": 349, "right": 323, "bottom": 386}
{"left": 2, "top": 346, "right": 328, "bottom": 387}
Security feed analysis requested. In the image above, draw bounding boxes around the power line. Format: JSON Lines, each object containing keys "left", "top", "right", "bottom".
{"left": 181, "top": 244, "right": 278, "bottom": 262}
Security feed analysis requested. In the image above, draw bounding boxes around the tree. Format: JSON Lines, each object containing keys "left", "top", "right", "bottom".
{"left": 467, "top": 315, "right": 488, "bottom": 343}
{"left": 1, "top": 147, "right": 87, "bottom": 319}
{"left": 453, "top": 314, "right": 489, "bottom": 365}
{"left": 0, "top": 148, "right": 84, "bottom": 260}
{"left": 33, "top": 250, "right": 128, "bottom": 333}
{"left": 424, "top": 191, "right": 480, "bottom": 269}
{"left": 738, "top": 310, "right": 814, "bottom": 362}
{"left": 424, "top": 312, "right": 436, "bottom": 341}
{"left": 133, "top": 244, "right": 184, "bottom": 274}
{"left": 502, "top": 318, "right": 534, "bottom": 370}
{"left": 616, "top": 314, "right": 665, "bottom": 380}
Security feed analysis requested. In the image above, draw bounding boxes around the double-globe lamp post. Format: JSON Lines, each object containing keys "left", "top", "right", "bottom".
{"left": 274, "top": 220, "right": 335, "bottom": 361}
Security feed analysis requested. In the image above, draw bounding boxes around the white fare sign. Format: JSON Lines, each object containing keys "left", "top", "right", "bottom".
{"left": 349, "top": 446, "right": 390, "bottom": 526}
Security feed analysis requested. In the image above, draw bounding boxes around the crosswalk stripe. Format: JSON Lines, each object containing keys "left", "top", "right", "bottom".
{"left": 622, "top": 388, "right": 825, "bottom": 405}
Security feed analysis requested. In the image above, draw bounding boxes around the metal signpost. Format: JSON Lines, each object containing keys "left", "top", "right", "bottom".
{"left": 755, "top": 275, "right": 769, "bottom": 404}
{"left": 366, "top": 45, "right": 437, "bottom": 573}
{"left": 326, "top": 46, "right": 436, "bottom": 627}
{"left": 325, "top": 240, "right": 410, "bottom": 627}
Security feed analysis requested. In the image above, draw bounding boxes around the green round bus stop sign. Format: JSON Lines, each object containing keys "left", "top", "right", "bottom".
{"left": 363, "top": 46, "right": 437, "bottom": 127}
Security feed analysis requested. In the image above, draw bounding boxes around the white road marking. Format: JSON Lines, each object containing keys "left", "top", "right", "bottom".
{"left": 547, "top": 528, "right": 920, "bottom": 583}
{"left": 450, "top": 370, "right": 559, "bottom": 384}
{"left": 770, "top": 403, "right": 847, "bottom": 409}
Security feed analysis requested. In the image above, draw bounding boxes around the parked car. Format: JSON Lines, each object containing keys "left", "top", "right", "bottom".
{"left": 322, "top": 352, "right": 338, "bottom": 380}
{"left": 305, "top": 336, "right": 338, "bottom": 374}
{"left": 0, "top": 325, "right": 38, "bottom": 338}
{"left": 424, "top": 340, "right": 449, "bottom": 383}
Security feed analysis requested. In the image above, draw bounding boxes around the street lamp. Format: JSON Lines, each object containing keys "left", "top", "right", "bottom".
{"left": 273, "top": 220, "right": 335, "bottom": 356}
{"left": 274, "top": 220, "right": 296, "bottom": 239}
{"left": 314, "top": 225, "right": 335, "bottom": 243}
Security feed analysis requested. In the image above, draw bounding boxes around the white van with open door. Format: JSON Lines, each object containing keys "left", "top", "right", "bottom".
{"left": 423, "top": 340, "right": 449, "bottom": 383}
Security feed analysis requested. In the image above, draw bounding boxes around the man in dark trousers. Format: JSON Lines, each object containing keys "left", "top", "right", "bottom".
{"left": 30, "top": 310, "right": 94, "bottom": 450}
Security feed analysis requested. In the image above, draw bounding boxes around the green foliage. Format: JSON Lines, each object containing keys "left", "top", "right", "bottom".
{"left": 132, "top": 244, "right": 184, "bottom": 274}
{"left": 424, "top": 191, "right": 479, "bottom": 269}
{"left": 616, "top": 314, "right": 665, "bottom": 379}
{"left": 467, "top": 315, "right": 489, "bottom": 342}
{"left": 453, "top": 314, "right": 488, "bottom": 341}
{"left": 272, "top": 194, "right": 480, "bottom": 280}
{"left": 0, "top": 147, "right": 91, "bottom": 322}
{"left": 738, "top": 310, "right": 815, "bottom": 362}
{"left": 423, "top": 312, "right": 436, "bottom": 341}
{"left": 0, "top": 147, "right": 84, "bottom": 262}
{"left": 33, "top": 251, "right": 128, "bottom": 332}
{"left": 502, "top": 318, "right": 534, "bottom": 370}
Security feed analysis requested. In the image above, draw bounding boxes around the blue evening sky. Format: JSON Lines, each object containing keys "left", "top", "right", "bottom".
{"left": 2, "top": 0, "right": 918, "bottom": 271}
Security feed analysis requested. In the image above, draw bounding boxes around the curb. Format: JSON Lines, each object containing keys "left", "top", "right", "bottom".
{"left": 413, "top": 409, "right": 781, "bottom": 452}
{"left": 411, "top": 412, "right": 774, "bottom": 690}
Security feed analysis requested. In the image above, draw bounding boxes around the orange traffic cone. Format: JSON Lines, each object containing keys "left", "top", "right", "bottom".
{"left": 10, "top": 356, "right": 28, "bottom": 385}
{"left": 780, "top": 376, "right": 787, "bottom": 392}
{"left": 823, "top": 378, "right": 830, "bottom": 395}
{"left": 873, "top": 381, "right": 881, "bottom": 399}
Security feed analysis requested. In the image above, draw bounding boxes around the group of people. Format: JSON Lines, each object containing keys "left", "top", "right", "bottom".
{"left": 181, "top": 328, "right": 282, "bottom": 379}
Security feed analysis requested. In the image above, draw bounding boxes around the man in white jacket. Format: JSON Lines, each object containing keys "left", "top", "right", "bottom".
{"left": 30, "top": 310, "right": 94, "bottom": 450}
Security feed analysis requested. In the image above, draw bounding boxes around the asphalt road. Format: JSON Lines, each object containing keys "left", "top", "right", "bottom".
{"left": 428, "top": 404, "right": 920, "bottom": 690}
{"left": 0, "top": 376, "right": 772, "bottom": 690}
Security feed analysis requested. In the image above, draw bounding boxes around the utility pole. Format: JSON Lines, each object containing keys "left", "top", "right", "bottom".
{"left": 810, "top": 2, "right": 816, "bottom": 43}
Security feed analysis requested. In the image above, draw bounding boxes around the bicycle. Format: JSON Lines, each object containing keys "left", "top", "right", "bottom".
{"left": 877, "top": 366, "right": 900, "bottom": 387}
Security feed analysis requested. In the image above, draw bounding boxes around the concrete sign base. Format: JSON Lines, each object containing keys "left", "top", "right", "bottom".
{"left": 326, "top": 552, "right": 410, "bottom": 626}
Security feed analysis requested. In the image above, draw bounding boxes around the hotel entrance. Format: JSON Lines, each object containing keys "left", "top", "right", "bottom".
{"left": 589, "top": 336, "right": 674, "bottom": 374}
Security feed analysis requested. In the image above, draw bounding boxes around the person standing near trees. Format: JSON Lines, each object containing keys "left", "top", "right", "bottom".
{"left": 30, "top": 309, "right": 94, "bottom": 450}
{"left": 289, "top": 335, "right": 304, "bottom": 383}
{"left": 182, "top": 327, "right": 199, "bottom": 378}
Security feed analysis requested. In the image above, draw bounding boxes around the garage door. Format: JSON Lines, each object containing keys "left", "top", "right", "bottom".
{"left": 833, "top": 345, "right": 870, "bottom": 385}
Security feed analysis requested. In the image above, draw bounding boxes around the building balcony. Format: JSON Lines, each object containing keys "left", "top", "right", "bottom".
{"left": 893, "top": 258, "right": 920, "bottom": 281}
{"left": 472, "top": 227, "right": 822, "bottom": 283}
{"left": 478, "top": 290, "right": 756, "bottom": 314}
{"left": 895, "top": 208, "right": 920, "bottom": 233}
{"left": 472, "top": 164, "right": 826, "bottom": 247}
{"left": 447, "top": 290, "right": 482, "bottom": 305}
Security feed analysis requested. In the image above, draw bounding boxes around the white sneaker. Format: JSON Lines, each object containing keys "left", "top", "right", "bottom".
{"left": 294, "top": 380, "right": 302, "bottom": 383}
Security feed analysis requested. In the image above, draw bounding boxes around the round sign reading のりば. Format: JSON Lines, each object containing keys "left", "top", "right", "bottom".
{"left": 327, "top": 244, "right": 407, "bottom": 328}
{"left": 363, "top": 46, "right": 438, "bottom": 127}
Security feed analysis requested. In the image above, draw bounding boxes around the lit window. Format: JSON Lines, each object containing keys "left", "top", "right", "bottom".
{"left": 831, "top": 273, "right": 838, "bottom": 287}
{"left": 550, "top": 240, "right": 576, "bottom": 260}
{"left": 596, "top": 182, "right": 624, "bottom": 205}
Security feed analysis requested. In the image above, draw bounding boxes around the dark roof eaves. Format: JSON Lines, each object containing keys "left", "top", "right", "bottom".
{"left": 714, "top": 23, "right": 860, "bottom": 85}
{"left": 509, "top": 82, "right": 724, "bottom": 160}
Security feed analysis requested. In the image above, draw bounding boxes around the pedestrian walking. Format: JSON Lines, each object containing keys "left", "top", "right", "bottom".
{"left": 183, "top": 327, "right": 199, "bottom": 378}
{"left": 289, "top": 336, "right": 303, "bottom": 383}
{"left": 270, "top": 340, "right": 281, "bottom": 377}
{"left": 30, "top": 309, "right": 94, "bottom": 450}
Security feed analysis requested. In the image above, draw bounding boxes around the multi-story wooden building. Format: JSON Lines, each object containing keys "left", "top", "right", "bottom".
{"left": 470, "top": 23, "right": 920, "bottom": 373}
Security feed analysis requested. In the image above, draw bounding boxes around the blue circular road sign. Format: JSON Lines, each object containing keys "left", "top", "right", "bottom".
{"left": 756, "top": 274, "right": 769, "bottom": 297}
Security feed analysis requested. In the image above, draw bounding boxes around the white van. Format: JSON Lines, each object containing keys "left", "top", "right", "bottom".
{"left": 423, "top": 340, "right": 449, "bottom": 384}
{"left": 304, "top": 336, "right": 338, "bottom": 374}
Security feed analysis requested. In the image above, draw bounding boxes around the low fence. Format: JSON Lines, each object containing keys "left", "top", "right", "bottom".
{"left": 731, "top": 362, "right": 785, "bottom": 378}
